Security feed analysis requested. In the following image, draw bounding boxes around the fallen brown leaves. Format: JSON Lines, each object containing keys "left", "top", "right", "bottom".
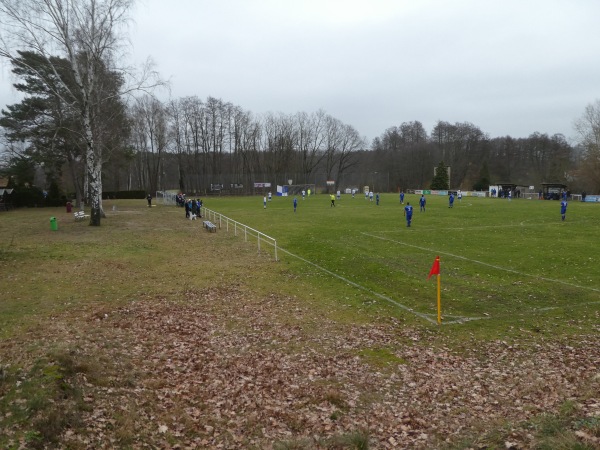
{"left": 2, "top": 286, "right": 599, "bottom": 449}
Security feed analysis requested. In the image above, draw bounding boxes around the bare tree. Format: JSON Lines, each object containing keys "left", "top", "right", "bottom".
{"left": 130, "top": 95, "right": 167, "bottom": 194}
{"left": 296, "top": 110, "right": 327, "bottom": 183}
{"left": 166, "top": 98, "right": 187, "bottom": 192}
{"left": 323, "top": 116, "right": 363, "bottom": 191}
{"left": 574, "top": 100, "right": 600, "bottom": 192}
{"left": 431, "top": 121, "right": 486, "bottom": 188}
{"left": 334, "top": 123, "right": 363, "bottom": 190}
{"left": 0, "top": 0, "right": 160, "bottom": 225}
{"left": 262, "top": 112, "right": 297, "bottom": 183}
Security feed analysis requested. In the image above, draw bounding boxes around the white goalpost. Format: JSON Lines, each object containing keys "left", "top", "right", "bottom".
{"left": 277, "top": 184, "right": 316, "bottom": 196}
{"left": 155, "top": 190, "right": 178, "bottom": 205}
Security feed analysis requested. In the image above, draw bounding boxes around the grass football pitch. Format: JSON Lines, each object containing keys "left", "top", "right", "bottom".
{"left": 206, "top": 193, "right": 600, "bottom": 333}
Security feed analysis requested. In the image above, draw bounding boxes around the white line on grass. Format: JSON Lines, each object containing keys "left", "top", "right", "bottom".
{"left": 376, "top": 222, "right": 560, "bottom": 231}
{"left": 362, "top": 232, "right": 600, "bottom": 294}
{"left": 276, "top": 246, "right": 482, "bottom": 325}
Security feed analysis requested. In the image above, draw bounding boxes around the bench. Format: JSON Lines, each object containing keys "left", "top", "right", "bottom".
{"left": 203, "top": 220, "right": 217, "bottom": 232}
{"left": 74, "top": 211, "right": 90, "bottom": 221}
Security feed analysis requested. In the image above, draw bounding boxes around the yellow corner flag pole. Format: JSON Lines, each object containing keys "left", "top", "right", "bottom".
{"left": 437, "top": 270, "right": 442, "bottom": 325}
{"left": 427, "top": 255, "right": 442, "bottom": 325}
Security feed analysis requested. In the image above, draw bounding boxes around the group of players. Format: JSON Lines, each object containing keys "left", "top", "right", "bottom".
{"left": 276, "top": 188, "right": 569, "bottom": 227}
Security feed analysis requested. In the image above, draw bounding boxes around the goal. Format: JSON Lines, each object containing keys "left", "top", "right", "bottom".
{"left": 280, "top": 184, "right": 316, "bottom": 196}
{"left": 155, "top": 190, "right": 178, "bottom": 205}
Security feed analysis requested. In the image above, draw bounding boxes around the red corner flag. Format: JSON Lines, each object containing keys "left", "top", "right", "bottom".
{"left": 427, "top": 256, "right": 440, "bottom": 279}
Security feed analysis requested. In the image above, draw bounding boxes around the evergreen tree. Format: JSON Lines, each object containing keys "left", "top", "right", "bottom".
{"left": 0, "top": 51, "right": 128, "bottom": 208}
{"left": 430, "top": 161, "right": 449, "bottom": 189}
{"left": 472, "top": 162, "right": 491, "bottom": 191}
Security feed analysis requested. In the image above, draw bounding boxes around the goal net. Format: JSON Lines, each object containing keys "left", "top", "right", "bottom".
{"left": 278, "top": 184, "right": 316, "bottom": 196}
{"left": 156, "top": 190, "right": 178, "bottom": 205}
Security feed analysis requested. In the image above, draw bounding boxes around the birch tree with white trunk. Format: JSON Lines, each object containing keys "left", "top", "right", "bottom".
{"left": 0, "top": 0, "right": 159, "bottom": 225}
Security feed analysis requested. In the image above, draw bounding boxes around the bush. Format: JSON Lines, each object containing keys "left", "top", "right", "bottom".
{"left": 10, "top": 187, "right": 45, "bottom": 208}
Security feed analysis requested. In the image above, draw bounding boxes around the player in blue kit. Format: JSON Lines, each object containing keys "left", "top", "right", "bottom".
{"left": 448, "top": 193, "right": 454, "bottom": 208}
{"left": 400, "top": 191, "right": 405, "bottom": 204}
{"left": 419, "top": 194, "right": 426, "bottom": 212}
{"left": 404, "top": 202, "right": 413, "bottom": 227}
{"left": 293, "top": 197, "right": 298, "bottom": 213}
{"left": 560, "top": 199, "right": 567, "bottom": 221}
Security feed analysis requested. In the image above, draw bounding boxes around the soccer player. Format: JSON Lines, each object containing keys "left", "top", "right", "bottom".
{"left": 376, "top": 193, "right": 380, "bottom": 205}
{"left": 404, "top": 202, "right": 413, "bottom": 227}
{"left": 400, "top": 191, "right": 405, "bottom": 204}
{"left": 560, "top": 199, "right": 567, "bottom": 221}
{"left": 330, "top": 194, "right": 335, "bottom": 207}
{"left": 293, "top": 197, "right": 298, "bottom": 213}
{"left": 449, "top": 193, "right": 454, "bottom": 208}
{"left": 419, "top": 194, "right": 426, "bottom": 212}
{"left": 263, "top": 196, "right": 267, "bottom": 209}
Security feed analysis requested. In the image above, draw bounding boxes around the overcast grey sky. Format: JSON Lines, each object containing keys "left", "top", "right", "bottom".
{"left": 1, "top": 0, "right": 599, "bottom": 144}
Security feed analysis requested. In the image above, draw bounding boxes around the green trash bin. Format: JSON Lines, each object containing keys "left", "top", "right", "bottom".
{"left": 50, "top": 216, "right": 58, "bottom": 231}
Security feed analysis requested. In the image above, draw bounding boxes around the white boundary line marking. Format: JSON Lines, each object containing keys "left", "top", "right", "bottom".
{"left": 277, "top": 247, "right": 482, "bottom": 325}
{"left": 362, "top": 232, "right": 600, "bottom": 295}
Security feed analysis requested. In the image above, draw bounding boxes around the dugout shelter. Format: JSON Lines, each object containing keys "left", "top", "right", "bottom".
{"left": 541, "top": 183, "right": 567, "bottom": 200}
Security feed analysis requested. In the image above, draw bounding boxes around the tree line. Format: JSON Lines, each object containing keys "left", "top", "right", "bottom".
{"left": 110, "top": 96, "right": 365, "bottom": 196}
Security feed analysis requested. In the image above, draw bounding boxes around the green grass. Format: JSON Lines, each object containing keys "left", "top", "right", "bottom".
{"left": 447, "top": 401, "right": 600, "bottom": 450}
{"left": 205, "top": 193, "right": 600, "bottom": 337}
{"left": 1, "top": 194, "right": 598, "bottom": 341}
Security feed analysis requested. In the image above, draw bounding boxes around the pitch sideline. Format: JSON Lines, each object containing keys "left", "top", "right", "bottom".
{"left": 277, "top": 246, "right": 484, "bottom": 325}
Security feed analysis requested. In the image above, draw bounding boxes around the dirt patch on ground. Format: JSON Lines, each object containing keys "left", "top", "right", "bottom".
{"left": 2, "top": 286, "right": 599, "bottom": 449}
